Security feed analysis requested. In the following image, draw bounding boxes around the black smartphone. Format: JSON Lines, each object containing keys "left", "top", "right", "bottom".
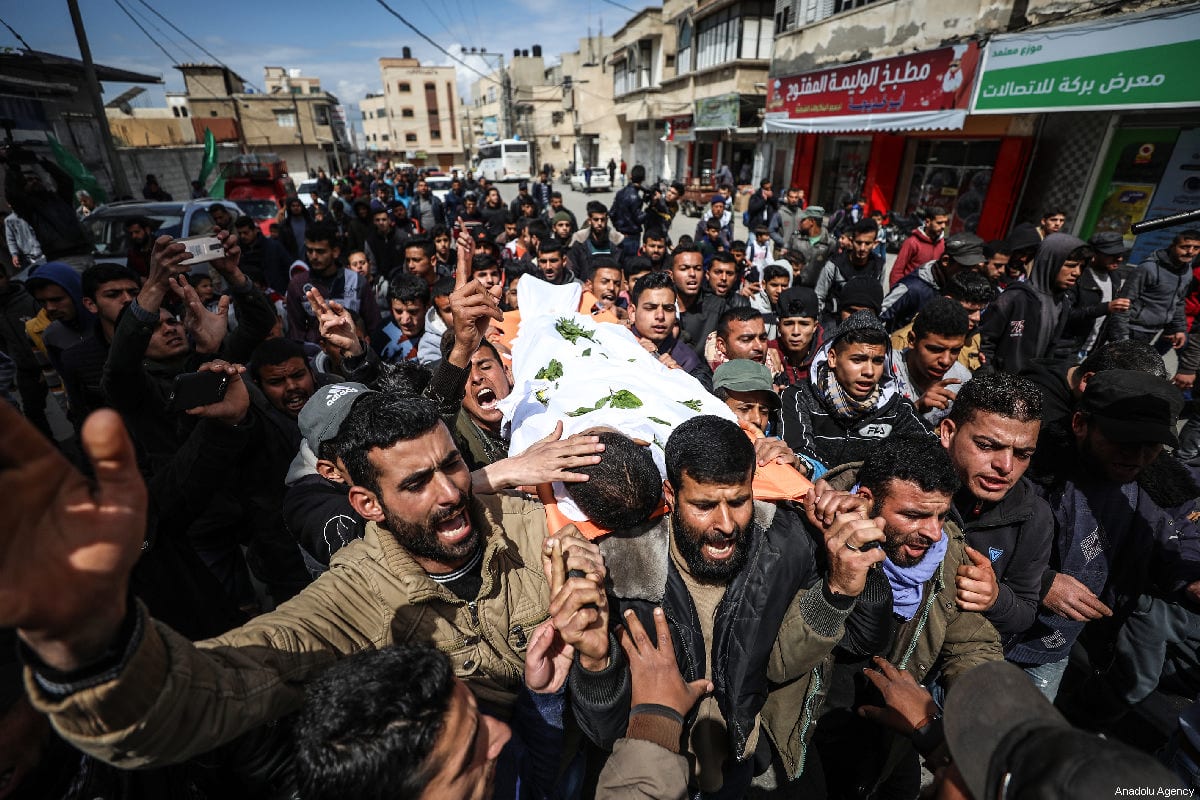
{"left": 169, "top": 371, "right": 230, "bottom": 412}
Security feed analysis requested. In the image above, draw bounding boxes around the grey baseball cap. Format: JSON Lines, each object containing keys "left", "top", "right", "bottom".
{"left": 299, "top": 382, "right": 375, "bottom": 455}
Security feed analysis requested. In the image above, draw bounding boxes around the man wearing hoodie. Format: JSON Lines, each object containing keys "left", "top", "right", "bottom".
{"left": 889, "top": 207, "right": 946, "bottom": 287}
{"left": 24, "top": 261, "right": 95, "bottom": 377}
{"left": 978, "top": 233, "right": 1086, "bottom": 375}
{"left": 1107, "top": 229, "right": 1200, "bottom": 352}
{"left": 815, "top": 219, "right": 885, "bottom": 319}
{"left": 881, "top": 232, "right": 985, "bottom": 333}
{"left": 778, "top": 310, "right": 931, "bottom": 474}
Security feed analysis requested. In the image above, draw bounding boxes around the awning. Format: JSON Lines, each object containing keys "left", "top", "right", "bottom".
{"left": 971, "top": 5, "right": 1200, "bottom": 114}
{"left": 764, "top": 43, "right": 979, "bottom": 134}
{"left": 764, "top": 109, "right": 967, "bottom": 134}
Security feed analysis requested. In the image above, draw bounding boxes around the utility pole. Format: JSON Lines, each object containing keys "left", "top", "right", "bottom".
{"left": 280, "top": 71, "right": 312, "bottom": 176}
{"left": 477, "top": 51, "right": 514, "bottom": 140}
{"left": 66, "top": 0, "right": 132, "bottom": 198}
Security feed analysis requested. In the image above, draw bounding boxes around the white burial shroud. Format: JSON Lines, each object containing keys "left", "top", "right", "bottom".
{"left": 497, "top": 275, "right": 737, "bottom": 522}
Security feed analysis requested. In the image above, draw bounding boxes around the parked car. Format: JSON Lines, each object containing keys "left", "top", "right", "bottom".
{"left": 78, "top": 199, "right": 245, "bottom": 270}
{"left": 296, "top": 180, "right": 320, "bottom": 206}
{"left": 425, "top": 175, "right": 453, "bottom": 202}
{"left": 570, "top": 170, "right": 611, "bottom": 193}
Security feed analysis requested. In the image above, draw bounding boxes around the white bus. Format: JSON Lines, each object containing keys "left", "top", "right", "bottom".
{"left": 475, "top": 139, "right": 532, "bottom": 182}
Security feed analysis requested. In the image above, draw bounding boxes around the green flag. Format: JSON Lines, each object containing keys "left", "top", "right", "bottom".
{"left": 209, "top": 174, "right": 225, "bottom": 199}
{"left": 47, "top": 135, "right": 107, "bottom": 203}
{"left": 197, "top": 128, "right": 217, "bottom": 186}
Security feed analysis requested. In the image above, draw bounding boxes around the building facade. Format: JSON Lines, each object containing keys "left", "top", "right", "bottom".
{"left": 764, "top": 0, "right": 1200, "bottom": 248}
{"left": 361, "top": 52, "right": 461, "bottom": 169}
{"left": 179, "top": 64, "right": 351, "bottom": 180}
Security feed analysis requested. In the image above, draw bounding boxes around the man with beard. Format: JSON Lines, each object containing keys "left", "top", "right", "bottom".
{"left": 807, "top": 435, "right": 1002, "bottom": 798}
{"left": 536, "top": 241, "right": 577, "bottom": 286}
{"left": 569, "top": 201, "right": 624, "bottom": 270}
{"left": 124, "top": 217, "right": 156, "bottom": 278}
{"left": 639, "top": 229, "right": 669, "bottom": 271}
{"left": 705, "top": 252, "right": 740, "bottom": 300}
{"left": 630, "top": 270, "right": 712, "bottom": 390}
{"left": 570, "top": 414, "right": 884, "bottom": 798}
{"left": 541, "top": 191, "right": 577, "bottom": 233}
{"left": 0, "top": 255, "right": 610, "bottom": 768}
{"left": 235, "top": 215, "right": 292, "bottom": 294}
{"left": 786, "top": 206, "right": 834, "bottom": 288}
{"left": 890, "top": 297, "right": 973, "bottom": 428}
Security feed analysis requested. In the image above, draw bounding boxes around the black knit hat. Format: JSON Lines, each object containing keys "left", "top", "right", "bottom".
{"left": 831, "top": 309, "right": 889, "bottom": 348}
{"left": 835, "top": 277, "right": 884, "bottom": 314}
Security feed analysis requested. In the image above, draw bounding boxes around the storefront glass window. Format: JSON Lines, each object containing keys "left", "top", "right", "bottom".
{"left": 903, "top": 139, "right": 1001, "bottom": 234}
{"left": 817, "top": 137, "right": 871, "bottom": 210}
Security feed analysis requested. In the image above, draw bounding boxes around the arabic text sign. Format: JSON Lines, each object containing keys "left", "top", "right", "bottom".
{"left": 973, "top": 10, "right": 1200, "bottom": 112}
{"left": 767, "top": 43, "right": 979, "bottom": 120}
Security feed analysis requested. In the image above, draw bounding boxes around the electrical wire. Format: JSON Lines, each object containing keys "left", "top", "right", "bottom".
{"left": 373, "top": 0, "right": 500, "bottom": 85}
{"left": 598, "top": 0, "right": 638, "bottom": 15}
{"left": 0, "top": 14, "right": 33, "bottom": 50}
{"left": 111, "top": 0, "right": 178, "bottom": 65}
{"left": 125, "top": 0, "right": 197, "bottom": 62}
{"left": 134, "top": 0, "right": 263, "bottom": 91}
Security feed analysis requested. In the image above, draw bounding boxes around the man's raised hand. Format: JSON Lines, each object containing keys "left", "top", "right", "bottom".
{"left": 170, "top": 275, "right": 229, "bottom": 354}
{"left": 619, "top": 607, "right": 710, "bottom": 716}
{"left": 307, "top": 285, "right": 363, "bottom": 357}
{"left": 0, "top": 404, "right": 146, "bottom": 671}
{"left": 955, "top": 546, "right": 999, "bottom": 612}
{"left": 186, "top": 360, "right": 250, "bottom": 427}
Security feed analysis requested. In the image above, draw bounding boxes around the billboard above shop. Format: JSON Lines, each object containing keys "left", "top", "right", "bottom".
{"left": 971, "top": 5, "right": 1200, "bottom": 114}
{"left": 764, "top": 43, "right": 979, "bottom": 134}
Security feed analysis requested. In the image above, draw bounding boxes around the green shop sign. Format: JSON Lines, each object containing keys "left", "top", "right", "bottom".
{"left": 972, "top": 6, "right": 1200, "bottom": 113}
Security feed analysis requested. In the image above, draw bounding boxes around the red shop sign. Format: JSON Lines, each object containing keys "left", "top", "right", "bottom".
{"left": 767, "top": 43, "right": 980, "bottom": 119}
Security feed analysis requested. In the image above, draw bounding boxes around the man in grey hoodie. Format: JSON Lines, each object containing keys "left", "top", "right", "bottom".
{"left": 978, "top": 233, "right": 1085, "bottom": 374}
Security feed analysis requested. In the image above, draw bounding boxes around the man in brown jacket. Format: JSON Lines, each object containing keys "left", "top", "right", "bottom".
{"left": 0, "top": 246, "right": 609, "bottom": 770}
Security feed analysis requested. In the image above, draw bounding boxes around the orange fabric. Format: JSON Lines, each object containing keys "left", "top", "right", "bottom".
{"left": 743, "top": 423, "right": 814, "bottom": 502}
{"left": 537, "top": 482, "right": 669, "bottom": 541}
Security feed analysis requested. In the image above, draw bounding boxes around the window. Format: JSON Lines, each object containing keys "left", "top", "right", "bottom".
{"left": 402, "top": 108, "right": 414, "bottom": 118}
{"left": 406, "top": 133, "right": 418, "bottom": 142}
{"left": 398, "top": 82, "right": 411, "bottom": 92}
{"left": 315, "top": 105, "right": 330, "bottom": 126}
{"left": 676, "top": 19, "right": 692, "bottom": 75}
{"left": 379, "top": 109, "right": 388, "bottom": 118}
{"left": 503, "top": 142, "right": 529, "bottom": 154}
{"left": 552, "top": 111, "right": 564, "bottom": 125}
{"left": 694, "top": 2, "right": 773, "bottom": 71}
{"left": 478, "top": 143, "right": 501, "bottom": 161}
{"left": 362, "top": 109, "right": 369, "bottom": 120}
{"left": 309, "top": 86, "right": 320, "bottom": 94}
{"left": 380, "top": 134, "right": 389, "bottom": 141}
{"left": 172, "top": 107, "right": 180, "bottom": 118}
{"left": 187, "top": 209, "right": 213, "bottom": 235}
{"left": 431, "top": 130, "right": 442, "bottom": 140}
{"left": 833, "top": 0, "right": 879, "bottom": 13}
{"left": 274, "top": 111, "right": 296, "bottom": 127}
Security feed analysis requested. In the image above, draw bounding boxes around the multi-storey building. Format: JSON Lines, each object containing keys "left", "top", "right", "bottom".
{"left": 360, "top": 50, "right": 461, "bottom": 170}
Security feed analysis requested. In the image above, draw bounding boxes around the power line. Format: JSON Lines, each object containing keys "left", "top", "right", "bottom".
{"left": 598, "top": 0, "right": 638, "bottom": 14}
{"left": 133, "top": 0, "right": 262, "bottom": 91}
{"left": 111, "top": 0, "right": 178, "bottom": 65}
{"left": 373, "top": 0, "right": 500, "bottom": 85}
{"left": 125, "top": 0, "right": 196, "bottom": 62}
{"left": 0, "top": 14, "right": 33, "bottom": 50}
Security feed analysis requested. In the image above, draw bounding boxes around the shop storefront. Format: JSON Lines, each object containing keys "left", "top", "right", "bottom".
{"left": 664, "top": 113, "right": 694, "bottom": 182}
{"left": 971, "top": 4, "right": 1200, "bottom": 258}
{"left": 692, "top": 92, "right": 765, "bottom": 185}
{"left": 765, "top": 42, "right": 1036, "bottom": 239}
{"left": 768, "top": 43, "right": 1032, "bottom": 237}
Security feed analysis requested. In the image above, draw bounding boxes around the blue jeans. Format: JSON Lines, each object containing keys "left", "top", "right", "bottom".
{"left": 1023, "top": 657, "right": 1069, "bottom": 701}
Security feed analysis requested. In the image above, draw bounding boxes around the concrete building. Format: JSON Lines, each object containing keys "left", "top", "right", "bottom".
{"left": 0, "top": 48, "right": 162, "bottom": 199}
{"left": 466, "top": 45, "right": 595, "bottom": 177}
{"left": 360, "top": 51, "right": 461, "bottom": 169}
{"left": 764, "top": 0, "right": 1200, "bottom": 254}
{"left": 179, "top": 63, "right": 351, "bottom": 180}
{"left": 558, "top": 36, "right": 621, "bottom": 176}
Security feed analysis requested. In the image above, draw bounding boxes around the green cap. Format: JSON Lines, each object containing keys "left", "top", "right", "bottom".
{"left": 712, "top": 359, "right": 780, "bottom": 408}
{"left": 802, "top": 205, "right": 826, "bottom": 220}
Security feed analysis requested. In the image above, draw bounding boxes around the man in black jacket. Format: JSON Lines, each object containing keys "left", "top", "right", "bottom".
{"left": 938, "top": 373, "right": 1053, "bottom": 645}
{"left": 1060, "top": 231, "right": 1131, "bottom": 361}
{"left": 236, "top": 215, "right": 293, "bottom": 294}
{"left": 610, "top": 164, "right": 647, "bottom": 260}
{"left": 672, "top": 244, "right": 748, "bottom": 357}
{"left": 568, "top": 414, "right": 885, "bottom": 799}
{"left": 779, "top": 311, "right": 932, "bottom": 474}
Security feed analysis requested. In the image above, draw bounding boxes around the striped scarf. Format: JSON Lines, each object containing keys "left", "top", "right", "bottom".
{"left": 819, "top": 362, "right": 881, "bottom": 421}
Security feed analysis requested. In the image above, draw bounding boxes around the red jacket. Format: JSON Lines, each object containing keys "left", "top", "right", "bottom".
{"left": 889, "top": 228, "right": 944, "bottom": 287}
{"left": 1184, "top": 263, "right": 1200, "bottom": 331}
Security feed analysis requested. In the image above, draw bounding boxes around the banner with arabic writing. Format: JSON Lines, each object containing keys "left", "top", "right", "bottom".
{"left": 972, "top": 7, "right": 1200, "bottom": 114}
{"left": 766, "top": 43, "right": 979, "bottom": 125}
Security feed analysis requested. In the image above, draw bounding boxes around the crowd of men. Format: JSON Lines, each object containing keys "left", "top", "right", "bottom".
{"left": 0, "top": 149, "right": 1198, "bottom": 800}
